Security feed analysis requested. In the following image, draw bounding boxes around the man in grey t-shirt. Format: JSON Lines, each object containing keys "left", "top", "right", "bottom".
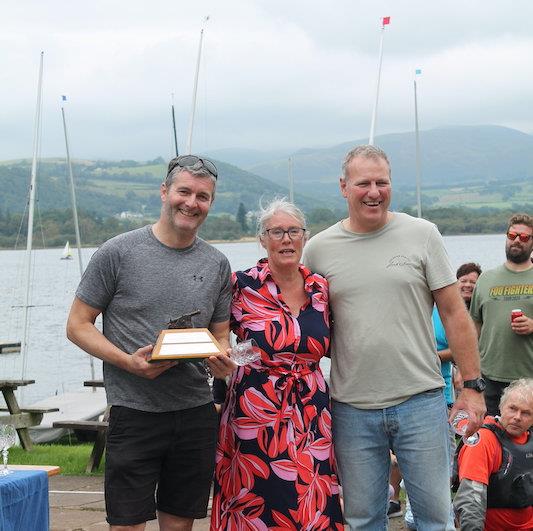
{"left": 67, "top": 155, "right": 236, "bottom": 530}
{"left": 303, "top": 144, "right": 486, "bottom": 530}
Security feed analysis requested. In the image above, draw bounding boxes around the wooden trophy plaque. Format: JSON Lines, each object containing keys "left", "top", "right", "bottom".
{"left": 149, "top": 328, "right": 222, "bottom": 362}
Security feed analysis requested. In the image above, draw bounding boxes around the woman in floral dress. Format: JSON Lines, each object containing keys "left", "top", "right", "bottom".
{"left": 211, "top": 199, "right": 343, "bottom": 530}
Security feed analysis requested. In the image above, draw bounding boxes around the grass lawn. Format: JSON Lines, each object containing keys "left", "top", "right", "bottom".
{"left": 10, "top": 442, "right": 104, "bottom": 475}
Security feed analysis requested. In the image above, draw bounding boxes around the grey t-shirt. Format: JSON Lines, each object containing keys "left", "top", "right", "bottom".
{"left": 76, "top": 225, "right": 231, "bottom": 412}
{"left": 303, "top": 213, "right": 455, "bottom": 409}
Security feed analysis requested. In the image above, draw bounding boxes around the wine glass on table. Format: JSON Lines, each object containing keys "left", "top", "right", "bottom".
{"left": 451, "top": 410, "right": 480, "bottom": 446}
{"left": 0, "top": 424, "right": 17, "bottom": 475}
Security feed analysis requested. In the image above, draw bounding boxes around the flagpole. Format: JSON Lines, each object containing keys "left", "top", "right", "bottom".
{"left": 414, "top": 71, "right": 422, "bottom": 218}
{"left": 186, "top": 16, "right": 209, "bottom": 155}
{"left": 369, "top": 17, "right": 390, "bottom": 146}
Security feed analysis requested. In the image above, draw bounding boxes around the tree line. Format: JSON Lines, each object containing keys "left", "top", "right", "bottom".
{"left": 0, "top": 204, "right": 528, "bottom": 249}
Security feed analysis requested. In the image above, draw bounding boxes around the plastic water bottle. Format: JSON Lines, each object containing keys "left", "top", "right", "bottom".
{"left": 451, "top": 410, "right": 480, "bottom": 446}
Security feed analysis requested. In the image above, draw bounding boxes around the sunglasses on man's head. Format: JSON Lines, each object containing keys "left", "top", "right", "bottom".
{"left": 507, "top": 231, "right": 532, "bottom": 243}
{"left": 167, "top": 155, "right": 218, "bottom": 180}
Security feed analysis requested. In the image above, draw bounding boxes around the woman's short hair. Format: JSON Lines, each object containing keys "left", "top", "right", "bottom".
{"left": 456, "top": 262, "right": 482, "bottom": 279}
{"left": 256, "top": 198, "right": 307, "bottom": 239}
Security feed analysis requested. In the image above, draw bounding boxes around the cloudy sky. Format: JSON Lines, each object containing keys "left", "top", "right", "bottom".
{"left": 1, "top": 0, "right": 532, "bottom": 161}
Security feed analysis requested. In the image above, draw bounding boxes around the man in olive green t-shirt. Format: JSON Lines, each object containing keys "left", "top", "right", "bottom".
{"left": 470, "top": 213, "right": 533, "bottom": 415}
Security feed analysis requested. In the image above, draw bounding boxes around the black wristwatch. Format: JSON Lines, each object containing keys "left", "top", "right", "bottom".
{"left": 463, "top": 377, "right": 486, "bottom": 393}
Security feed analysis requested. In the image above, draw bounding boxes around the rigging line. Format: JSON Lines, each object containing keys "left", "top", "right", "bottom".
{"left": 202, "top": 45, "right": 208, "bottom": 151}
{"left": 35, "top": 90, "right": 45, "bottom": 251}
{"left": 13, "top": 175, "right": 32, "bottom": 251}
{"left": 36, "top": 197, "right": 47, "bottom": 250}
{"left": 13, "top": 204, "right": 27, "bottom": 251}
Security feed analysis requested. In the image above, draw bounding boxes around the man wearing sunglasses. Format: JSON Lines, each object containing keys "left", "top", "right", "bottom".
{"left": 66, "top": 155, "right": 236, "bottom": 530}
{"left": 470, "top": 213, "right": 533, "bottom": 416}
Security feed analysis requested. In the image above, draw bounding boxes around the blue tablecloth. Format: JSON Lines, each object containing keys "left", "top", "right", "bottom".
{"left": 0, "top": 469, "right": 49, "bottom": 531}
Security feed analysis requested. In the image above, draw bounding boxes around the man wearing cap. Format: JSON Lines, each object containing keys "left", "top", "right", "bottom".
{"left": 303, "top": 144, "right": 485, "bottom": 530}
{"left": 470, "top": 213, "right": 533, "bottom": 416}
{"left": 66, "top": 155, "right": 236, "bottom": 530}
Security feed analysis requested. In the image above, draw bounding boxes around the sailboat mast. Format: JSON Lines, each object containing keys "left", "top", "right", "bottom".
{"left": 61, "top": 98, "right": 84, "bottom": 275}
{"left": 21, "top": 51, "right": 44, "bottom": 381}
{"left": 186, "top": 16, "right": 209, "bottom": 154}
{"left": 171, "top": 93, "right": 179, "bottom": 156}
{"left": 61, "top": 97, "right": 96, "bottom": 382}
{"left": 288, "top": 157, "right": 294, "bottom": 203}
{"left": 414, "top": 77, "right": 422, "bottom": 218}
{"left": 369, "top": 17, "right": 390, "bottom": 146}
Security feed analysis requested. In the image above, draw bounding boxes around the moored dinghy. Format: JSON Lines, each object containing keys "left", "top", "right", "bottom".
{"left": 60, "top": 241, "right": 72, "bottom": 260}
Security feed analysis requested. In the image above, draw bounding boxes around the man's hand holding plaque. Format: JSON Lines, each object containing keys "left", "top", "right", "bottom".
{"left": 150, "top": 311, "right": 224, "bottom": 362}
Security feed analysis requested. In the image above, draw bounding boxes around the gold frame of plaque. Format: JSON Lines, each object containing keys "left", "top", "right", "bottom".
{"left": 149, "top": 328, "right": 223, "bottom": 362}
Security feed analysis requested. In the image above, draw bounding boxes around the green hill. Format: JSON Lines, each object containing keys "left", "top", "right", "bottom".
{"left": 213, "top": 125, "right": 533, "bottom": 211}
{"left": 0, "top": 157, "right": 323, "bottom": 219}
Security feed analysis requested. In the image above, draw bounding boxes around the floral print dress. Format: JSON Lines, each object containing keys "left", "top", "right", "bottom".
{"left": 211, "top": 259, "right": 343, "bottom": 530}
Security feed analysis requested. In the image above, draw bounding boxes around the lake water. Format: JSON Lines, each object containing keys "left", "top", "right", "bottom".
{"left": 0, "top": 233, "right": 506, "bottom": 404}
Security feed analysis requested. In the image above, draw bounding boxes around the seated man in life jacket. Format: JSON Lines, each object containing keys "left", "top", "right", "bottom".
{"left": 454, "top": 378, "right": 533, "bottom": 531}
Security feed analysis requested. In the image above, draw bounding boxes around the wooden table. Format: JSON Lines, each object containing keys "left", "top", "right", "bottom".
{"left": 8, "top": 465, "right": 61, "bottom": 477}
{"left": 0, "top": 342, "right": 21, "bottom": 354}
{"left": 83, "top": 379, "right": 104, "bottom": 388}
{"left": 0, "top": 380, "right": 58, "bottom": 451}
{"left": 53, "top": 379, "right": 108, "bottom": 473}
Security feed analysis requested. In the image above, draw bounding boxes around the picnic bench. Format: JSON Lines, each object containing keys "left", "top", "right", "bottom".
{"left": 52, "top": 380, "right": 109, "bottom": 473}
{"left": 0, "top": 379, "right": 59, "bottom": 450}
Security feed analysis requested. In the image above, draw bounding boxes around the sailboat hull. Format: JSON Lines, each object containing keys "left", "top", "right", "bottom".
{"left": 29, "top": 388, "right": 107, "bottom": 443}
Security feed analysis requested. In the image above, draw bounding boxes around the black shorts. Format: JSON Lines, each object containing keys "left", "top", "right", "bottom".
{"left": 105, "top": 402, "right": 218, "bottom": 526}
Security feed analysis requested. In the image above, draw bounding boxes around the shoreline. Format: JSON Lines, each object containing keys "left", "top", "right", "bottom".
{"left": 0, "top": 237, "right": 260, "bottom": 251}
{"left": 0, "top": 232, "right": 504, "bottom": 251}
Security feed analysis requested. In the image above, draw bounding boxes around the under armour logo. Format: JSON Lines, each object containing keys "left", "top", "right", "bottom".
{"left": 193, "top": 274, "right": 204, "bottom": 282}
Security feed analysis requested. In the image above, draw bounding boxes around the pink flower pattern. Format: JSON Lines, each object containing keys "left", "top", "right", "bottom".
{"left": 211, "top": 259, "right": 343, "bottom": 530}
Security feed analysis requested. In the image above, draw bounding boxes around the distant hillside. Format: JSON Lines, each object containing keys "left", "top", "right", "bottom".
{"left": 1, "top": 124, "right": 531, "bottom": 224}
{"left": 203, "top": 147, "right": 294, "bottom": 168}
{"left": 0, "top": 158, "right": 323, "bottom": 219}
{"left": 241, "top": 125, "right": 533, "bottom": 187}
{"left": 200, "top": 125, "right": 529, "bottom": 211}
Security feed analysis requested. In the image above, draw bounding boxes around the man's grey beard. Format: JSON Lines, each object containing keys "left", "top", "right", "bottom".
{"left": 506, "top": 245, "right": 532, "bottom": 264}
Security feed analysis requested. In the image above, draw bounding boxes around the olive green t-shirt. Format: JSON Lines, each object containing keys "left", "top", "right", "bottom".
{"left": 470, "top": 265, "right": 533, "bottom": 382}
{"left": 303, "top": 213, "right": 455, "bottom": 409}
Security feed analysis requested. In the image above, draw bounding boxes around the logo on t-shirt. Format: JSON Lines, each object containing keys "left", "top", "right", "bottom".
{"left": 488, "top": 284, "right": 533, "bottom": 300}
{"left": 386, "top": 255, "right": 412, "bottom": 268}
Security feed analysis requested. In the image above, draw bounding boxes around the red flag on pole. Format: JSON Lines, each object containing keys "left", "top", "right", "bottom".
{"left": 382, "top": 16, "right": 391, "bottom": 26}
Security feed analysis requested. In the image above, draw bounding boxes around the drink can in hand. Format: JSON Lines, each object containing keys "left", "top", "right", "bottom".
{"left": 511, "top": 309, "right": 523, "bottom": 322}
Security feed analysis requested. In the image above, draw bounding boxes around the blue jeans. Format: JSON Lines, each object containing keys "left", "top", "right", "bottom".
{"left": 332, "top": 389, "right": 454, "bottom": 531}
